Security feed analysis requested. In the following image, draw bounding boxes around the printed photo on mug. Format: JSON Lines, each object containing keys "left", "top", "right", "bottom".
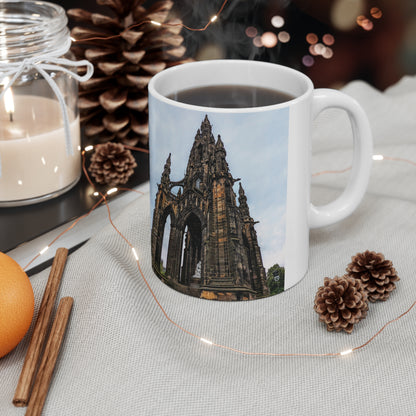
{"left": 150, "top": 108, "right": 289, "bottom": 301}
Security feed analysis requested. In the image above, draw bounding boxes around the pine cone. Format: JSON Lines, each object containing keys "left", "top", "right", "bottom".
{"left": 68, "top": 0, "right": 191, "bottom": 147}
{"left": 346, "top": 250, "right": 399, "bottom": 302}
{"left": 314, "top": 276, "right": 368, "bottom": 334}
{"left": 88, "top": 142, "right": 137, "bottom": 186}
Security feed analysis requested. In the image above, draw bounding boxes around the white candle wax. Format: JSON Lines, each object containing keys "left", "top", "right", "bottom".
{"left": 0, "top": 95, "right": 81, "bottom": 203}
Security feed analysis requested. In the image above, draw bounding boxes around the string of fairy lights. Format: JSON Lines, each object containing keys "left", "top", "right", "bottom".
{"left": 21, "top": 145, "right": 416, "bottom": 358}
{"left": 19, "top": 0, "right": 416, "bottom": 358}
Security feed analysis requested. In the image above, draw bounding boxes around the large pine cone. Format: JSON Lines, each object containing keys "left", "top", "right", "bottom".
{"left": 346, "top": 250, "right": 399, "bottom": 302}
{"left": 68, "top": 0, "right": 191, "bottom": 147}
{"left": 89, "top": 142, "right": 137, "bottom": 186}
{"left": 314, "top": 276, "right": 368, "bottom": 334}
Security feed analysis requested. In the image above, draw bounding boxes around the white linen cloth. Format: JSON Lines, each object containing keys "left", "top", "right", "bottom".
{"left": 1, "top": 76, "right": 416, "bottom": 415}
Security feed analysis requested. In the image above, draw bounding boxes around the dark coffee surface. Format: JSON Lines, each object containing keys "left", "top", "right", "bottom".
{"left": 167, "top": 85, "right": 294, "bottom": 108}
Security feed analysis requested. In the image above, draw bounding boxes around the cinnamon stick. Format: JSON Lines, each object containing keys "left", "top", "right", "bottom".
{"left": 13, "top": 248, "right": 69, "bottom": 407}
{"left": 26, "top": 297, "right": 74, "bottom": 416}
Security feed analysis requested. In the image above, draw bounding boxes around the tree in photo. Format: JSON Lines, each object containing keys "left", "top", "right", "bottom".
{"left": 267, "top": 264, "right": 285, "bottom": 295}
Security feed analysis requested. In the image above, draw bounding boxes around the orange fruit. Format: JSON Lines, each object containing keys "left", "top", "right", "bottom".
{"left": 0, "top": 252, "right": 34, "bottom": 358}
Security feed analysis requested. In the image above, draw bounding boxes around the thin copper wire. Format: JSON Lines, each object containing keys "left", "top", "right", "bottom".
{"left": 383, "top": 156, "right": 416, "bottom": 166}
{"left": 72, "top": 0, "right": 229, "bottom": 43}
{"left": 312, "top": 166, "right": 351, "bottom": 177}
{"left": 352, "top": 300, "right": 416, "bottom": 352}
{"left": 22, "top": 147, "right": 416, "bottom": 358}
{"left": 23, "top": 195, "right": 105, "bottom": 271}
{"left": 312, "top": 155, "right": 416, "bottom": 177}
{"left": 123, "top": 144, "right": 149, "bottom": 154}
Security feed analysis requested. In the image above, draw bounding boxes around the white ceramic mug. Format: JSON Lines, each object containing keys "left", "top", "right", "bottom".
{"left": 148, "top": 60, "right": 372, "bottom": 301}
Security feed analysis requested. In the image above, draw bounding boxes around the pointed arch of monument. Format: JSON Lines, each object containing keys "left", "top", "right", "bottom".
{"left": 154, "top": 204, "right": 176, "bottom": 276}
{"left": 179, "top": 211, "right": 203, "bottom": 285}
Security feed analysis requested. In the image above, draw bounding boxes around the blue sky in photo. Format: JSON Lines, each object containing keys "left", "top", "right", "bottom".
{"left": 149, "top": 100, "right": 289, "bottom": 269}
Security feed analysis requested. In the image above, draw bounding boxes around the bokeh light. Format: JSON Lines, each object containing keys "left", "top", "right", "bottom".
{"left": 261, "top": 32, "right": 278, "bottom": 48}
{"left": 271, "top": 15, "right": 285, "bottom": 28}
{"left": 253, "top": 36, "right": 263, "bottom": 48}
{"left": 302, "top": 55, "right": 314, "bottom": 67}
{"left": 195, "top": 43, "right": 226, "bottom": 60}
{"left": 356, "top": 15, "right": 374, "bottom": 30}
{"left": 322, "top": 34, "right": 335, "bottom": 46}
{"left": 309, "top": 44, "right": 318, "bottom": 56}
{"left": 314, "top": 43, "right": 326, "bottom": 55}
{"left": 370, "top": 7, "right": 382, "bottom": 19}
{"left": 278, "top": 31, "right": 290, "bottom": 43}
{"left": 322, "top": 47, "right": 334, "bottom": 59}
{"left": 356, "top": 15, "right": 367, "bottom": 26}
{"left": 331, "top": 0, "right": 365, "bottom": 31}
{"left": 362, "top": 20, "right": 374, "bottom": 31}
{"left": 245, "top": 26, "right": 258, "bottom": 38}
{"left": 306, "top": 33, "right": 318, "bottom": 45}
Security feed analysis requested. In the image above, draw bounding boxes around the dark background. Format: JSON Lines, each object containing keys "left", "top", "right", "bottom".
{"left": 2, "top": 0, "right": 415, "bottom": 252}
{"left": 61, "top": 0, "right": 416, "bottom": 91}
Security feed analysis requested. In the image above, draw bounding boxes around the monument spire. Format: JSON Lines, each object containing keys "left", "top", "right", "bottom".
{"left": 161, "top": 153, "right": 171, "bottom": 186}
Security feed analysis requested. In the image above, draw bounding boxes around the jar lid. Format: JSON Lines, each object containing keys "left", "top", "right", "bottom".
{"left": 0, "top": 1, "right": 70, "bottom": 62}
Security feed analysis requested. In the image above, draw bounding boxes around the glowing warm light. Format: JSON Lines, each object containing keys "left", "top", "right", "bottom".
{"left": 54, "top": 166, "right": 59, "bottom": 173}
{"left": 93, "top": 191, "right": 99, "bottom": 196}
{"left": 195, "top": 44, "right": 225, "bottom": 60}
{"left": 322, "top": 47, "right": 334, "bottom": 59}
{"left": 132, "top": 247, "right": 139, "bottom": 261}
{"left": 309, "top": 45, "right": 318, "bottom": 56}
{"left": 362, "top": 20, "right": 374, "bottom": 31}
{"left": 200, "top": 338, "right": 213, "bottom": 345}
{"left": 107, "top": 187, "right": 118, "bottom": 195}
{"left": 271, "top": 15, "right": 285, "bottom": 28}
{"left": 261, "top": 32, "right": 278, "bottom": 48}
{"left": 150, "top": 20, "right": 162, "bottom": 26}
{"left": 17, "top": 180, "right": 23, "bottom": 186}
{"left": 84, "top": 145, "right": 94, "bottom": 152}
{"left": 245, "top": 26, "right": 257, "bottom": 38}
{"left": 302, "top": 55, "right": 314, "bottom": 67}
{"left": 278, "top": 31, "right": 290, "bottom": 43}
{"left": 314, "top": 43, "right": 326, "bottom": 55}
{"left": 322, "top": 34, "right": 335, "bottom": 46}
{"left": 210, "top": 15, "right": 218, "bottom": 22}
{"left": 356, "top": 15, "right": 365, "bottom": 25}
{"left": 370, "top": 7, "right": 382, "bottom": 19}
{"left": 2, "top": 77, "right": 15, "bottom": 120}
{"left": 331, "top": 0, "right": 365, "bottom": 31}
{"left": 41, "top": 157, "right": 46, "bottom": 165}
{"left": 306, "top": 33, "right": 318, "bottom": 45}
{"left": 70, "top": 36, "right": 76, "bottom": 42}
{"left": 39, "top": 246, "right": 49, "bottom": 255}
{"left": 372, "top": 154, "right": 384, "bottom": 161}
{"left": 340, "top": 349, "right": 353, "bottom": 356}
{"left": 253, "top": 36, "right": 263, "bottom": 48}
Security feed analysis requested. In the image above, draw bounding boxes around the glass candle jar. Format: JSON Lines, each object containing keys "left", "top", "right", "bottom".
{"left": 0, "top": 1, "right": 92, "bottom": 206}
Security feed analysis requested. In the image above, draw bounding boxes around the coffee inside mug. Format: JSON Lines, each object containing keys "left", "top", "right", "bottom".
{"left": 151, "top": 60, "right": 312, "bottom": 108}
{"left": 167, "top": 85, "right": 295, "bottom": 108}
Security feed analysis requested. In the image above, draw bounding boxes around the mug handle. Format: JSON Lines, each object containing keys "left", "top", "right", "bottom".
{"left": 309, "top": 89, "right": 373, "bottom": 229}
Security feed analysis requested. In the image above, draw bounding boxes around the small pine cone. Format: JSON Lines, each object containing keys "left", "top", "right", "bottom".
{"left": 314, "top": 276, "right": 368, "bottom": 334}
{"left": 346, "top": 250, "right": 400, "bottom": 302}
{"left": 88, "top": 143, "right": 137, "bottom": 186}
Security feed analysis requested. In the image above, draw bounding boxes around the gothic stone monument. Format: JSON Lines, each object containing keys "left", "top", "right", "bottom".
{"left": 151, "top": 115, "right": 269, "bottom": 301}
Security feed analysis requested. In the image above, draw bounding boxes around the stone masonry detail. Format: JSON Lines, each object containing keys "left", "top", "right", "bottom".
{"left": 151, "top": 115, "right": 269, "bottom": 301}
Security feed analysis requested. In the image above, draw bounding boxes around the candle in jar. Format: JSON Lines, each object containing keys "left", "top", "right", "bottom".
{"left": 0, "top": 95, "right": 81, "bottom": 204}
